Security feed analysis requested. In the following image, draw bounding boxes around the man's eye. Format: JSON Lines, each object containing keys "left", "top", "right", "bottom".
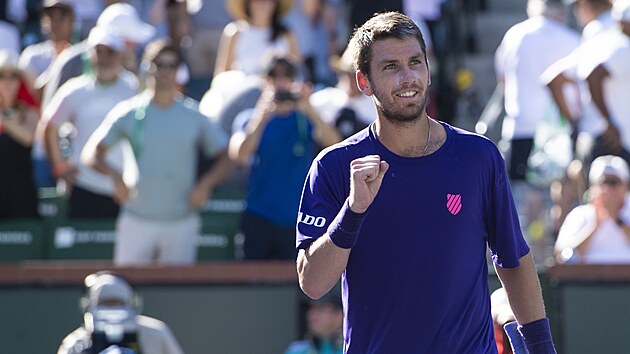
{"left": 384, "top": 64, "right": 396, "bottom": 70}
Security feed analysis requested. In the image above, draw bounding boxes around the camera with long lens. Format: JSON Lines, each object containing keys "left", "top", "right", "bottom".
{"left": 84, "top": 305, "right": 141, "bottom": 354}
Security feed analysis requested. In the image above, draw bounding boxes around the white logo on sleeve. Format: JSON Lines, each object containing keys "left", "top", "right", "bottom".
{"left": 298, "top": 212, "right": 327, "bottom": 227}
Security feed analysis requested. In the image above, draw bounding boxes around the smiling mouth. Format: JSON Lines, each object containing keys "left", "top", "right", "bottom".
{"left": 396, "top": 90, "right": 418, "bottom": 98}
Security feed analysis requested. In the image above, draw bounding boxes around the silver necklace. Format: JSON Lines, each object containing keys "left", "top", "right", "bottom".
{"left": 422, "top": 117, "right": 432, "bottom": 154}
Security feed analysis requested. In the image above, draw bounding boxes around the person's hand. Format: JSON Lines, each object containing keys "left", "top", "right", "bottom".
{"left": 53, "top": 161, "right": 78, "bottom": 185}
{"left": 296, "top": 82, "right": 313, "bottom": 114}
{"left": 111, "top": 173, "right": 130, "bottom": 204}
{"left": 254, "top": 87, "right": 281, "bottom": 122}
{"left": 602, "top": 123, "right": 623, "bottom": 153}
{"left": 349, "top": 155, "right": 389, "bottom": 213}
{"left": 189, "top": 183, "right": 213, "bottom": 210}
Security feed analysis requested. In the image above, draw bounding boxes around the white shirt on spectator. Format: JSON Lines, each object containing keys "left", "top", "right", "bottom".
{"left": 577, "top": 29, "right": 630, "bottom": 151}
{"left": 556, "top": 194, "right": 630, "bottom": 264}
{"left": 495, "top": 16, "right": 579, "bottom": 140}
{"left": 42, "top": 73, "right": 138, "bottom": 196}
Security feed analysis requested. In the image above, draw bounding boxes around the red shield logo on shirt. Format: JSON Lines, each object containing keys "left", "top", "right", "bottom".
{"left": 446, "top": 194, "right": 462, "bottom": 215}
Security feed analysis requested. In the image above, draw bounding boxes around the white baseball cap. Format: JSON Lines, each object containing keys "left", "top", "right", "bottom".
{"left": 87, "top": 274, "right": 133, "bottom": 306}
{"left": 87, "top": 26, "right": 125, "bottom": 52}
{"left": 97, "top": 3, "right": 155, "bottom": 44}
{"left": 589, "top": 155, "right": 630, "bottom": 185}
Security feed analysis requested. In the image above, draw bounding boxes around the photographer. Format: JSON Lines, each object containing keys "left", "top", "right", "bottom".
{"left": 229, "top": 55, "right": 340, "bottom": 260}
{"left": 57, "top": 272, "right": 184, "bottom": 354}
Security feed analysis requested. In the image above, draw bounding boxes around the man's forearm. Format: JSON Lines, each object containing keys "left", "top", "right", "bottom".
{"left": 298, "top": 200, "right": 367, "bottom": 299}
{"left": 587, "top": 65, "right": 612, "bottom": 122}
{"left": 494, "top": 253, "right": 546, "bottom": 324}
{"left": 297, "top": 235, "right": 350, "bottom": 300}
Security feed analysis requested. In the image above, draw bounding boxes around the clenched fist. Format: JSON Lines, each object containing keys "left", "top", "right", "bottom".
{"left": 349, "top": 155, "right": 389, "bottom": 213}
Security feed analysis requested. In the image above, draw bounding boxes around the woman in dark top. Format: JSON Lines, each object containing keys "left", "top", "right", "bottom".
{"left": 0, "top": 49, "right": 40, "bottom": 219}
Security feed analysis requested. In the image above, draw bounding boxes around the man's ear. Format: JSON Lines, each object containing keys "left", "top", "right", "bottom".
{"left": 356, "top": 72, "right": 372, "bottom": 95}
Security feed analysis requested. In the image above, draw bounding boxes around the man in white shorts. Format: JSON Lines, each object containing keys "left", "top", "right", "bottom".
{"left": 83, "top": 39, "right": 232, "bottom": 265}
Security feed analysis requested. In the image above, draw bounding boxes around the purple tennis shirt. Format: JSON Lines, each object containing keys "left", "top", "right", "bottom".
{"left": 297, "top": 122, "right": 530, "bottom": 353}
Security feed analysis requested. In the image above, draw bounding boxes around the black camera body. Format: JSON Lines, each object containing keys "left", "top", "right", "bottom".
{"left": 84, "top": 307, "right": 141, "bottom": 354}
{"left": 274, "top": 89, "right": 300, "bottom": 103}
{"left": 90, "top": 331, "right": 140, "bottom": 354}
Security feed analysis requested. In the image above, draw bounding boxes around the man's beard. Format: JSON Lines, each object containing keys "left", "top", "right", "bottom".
{"left": 374, "top": 90, "right": 428, "bottom": 127}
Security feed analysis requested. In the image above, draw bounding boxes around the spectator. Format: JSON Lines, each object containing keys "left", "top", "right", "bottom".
{"left": 40, "top": 2, "right": 155, "bottom": 108}
{"left": 130, "top": 0, "right": 192, "bottom": 94}
{"left": 42, "top": 26, "right": 138, "bottom": 219}
{"left": 0, "top": 49, "right": 40, "bottom": 219}
{"left": 285, "top": 289, "right": 343, "bottom": 354}
{"left": 542, "top": 0, "right": 616, "bottom": 232}
{"left": 57, "top": 271, "right": 184, "bottom": 354}
{"left": 83, "top": 38, "right": 232, "bottom": 266}
{"left": 178, "top": 0, "right": 229, "bottom": 78}
{"left": 229, "top": 55, "right": 340, "bottom": 260}
{"left": 214, "top": 0, "right": 301, "bottom": 78}
{"left": 495, "top": 0, "right": 580, "bottom": 262}
{"left": 19, "top": 0, "right": 74, "bottom": 92}
{"left": 284, "top": 0, "right": 338, "bottom": 86}
{"left": 555, "top": 155, "right": 630, "bottom": 264}
{"left": 309, "top": 46, "right": 376, "bottom": 140}
{"left": 495, "top": 0, "right": 580, "bottom": 182}
{"left": 32, "top": 2, "right": 155, "bottom": 193}
{"left": 583, "top": 0, "right": 630, "bottom": 165}
{"left": 19, "top": 0, "right": 74, "bottom": 189}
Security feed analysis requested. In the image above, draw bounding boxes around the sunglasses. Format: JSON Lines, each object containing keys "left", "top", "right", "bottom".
{"left": 0, "top": 71, "right": 20, "bottom": 81}
{"left": 598, "top": 177, "right": 623, "bottom": 187}
{"left": 153, "top": 61, "right": 179, "bottom": 70}
{"left": 268, "top": 70, "right": 295, "bottom": 79}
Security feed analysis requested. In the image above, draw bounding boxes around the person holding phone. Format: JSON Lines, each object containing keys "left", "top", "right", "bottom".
{"left": 228, "top": 55, "right": 340, "bottom": 260}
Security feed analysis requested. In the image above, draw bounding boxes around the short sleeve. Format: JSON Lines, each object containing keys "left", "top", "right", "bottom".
{"left": 42, "top": 80, "right": 78, "bottom": 126}
{"left": 296, "top": 153, "right": 347, "bottom": 250}
{"left": 97, "top": 100, "right": 134, "bottom": 149}
{"left": 486, "top": 151, "right": 530, "bottom": 268}
{"left": 603, "top": 44, "right": 630, "bottom": 78}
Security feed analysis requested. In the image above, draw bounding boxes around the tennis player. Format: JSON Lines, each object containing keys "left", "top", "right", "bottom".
{"left": 296, "top": 11, "right": 555, "bottom": 353}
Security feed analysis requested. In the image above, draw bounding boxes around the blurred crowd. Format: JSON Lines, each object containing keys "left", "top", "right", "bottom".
{"left": 495, "top": 0, "right": 630, "bottom": 269}
{"left": 0, "top": 0, "right": 629, "bottom": 352}
{"left": 1, "top": 0, "right": 629, "bottom": 269}
{"left": 0, "top": 0, "right": 483, "bottom": 265}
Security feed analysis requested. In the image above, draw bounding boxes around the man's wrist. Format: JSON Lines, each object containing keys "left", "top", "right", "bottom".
{"left": 518, "top": 317, "right": 556, "bottom": 354}
{"left": 327, "top": 199, "right": 367, "bottom": 249}
{"left": 53, "top": 161, "right": 68, "bottom": 177}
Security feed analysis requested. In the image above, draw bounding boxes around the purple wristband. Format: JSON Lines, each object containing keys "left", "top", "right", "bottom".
{"left": 327, "top": 199, "right": 367, "bottom": 249}
{"left": 518, "top": 318, "right": 556, "bottom": 354}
